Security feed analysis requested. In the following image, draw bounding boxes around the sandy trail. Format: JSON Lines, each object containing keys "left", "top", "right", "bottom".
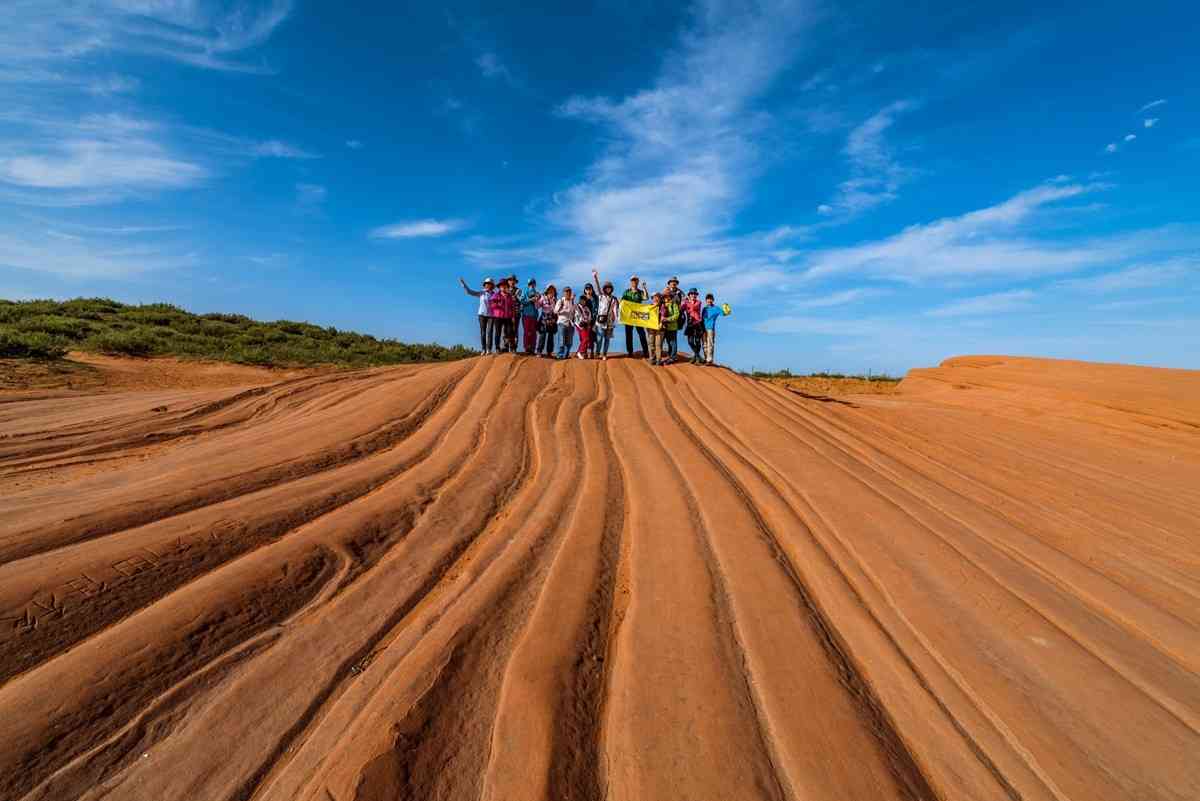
{"left": 1, "top": 354, "right": 1197, "bottom": 801}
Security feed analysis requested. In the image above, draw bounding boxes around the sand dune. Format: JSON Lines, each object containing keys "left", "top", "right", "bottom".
{"left": 1, "top": 354, "right": 1198, "bottom": 801}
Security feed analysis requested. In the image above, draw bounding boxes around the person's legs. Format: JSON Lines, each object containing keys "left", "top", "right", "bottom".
{"left": 600, "top": 328, "right": 613, "bottom": 356}
{"left": 624, "top": 324, "right": 635, "bottom": 355}
{"left": 558, "top": 324, "right": 574, "bottom": 358}
{"left": 478, "top": 315, "right": 490, "bottom": 352}
{"left": 666, "top": 330, "right": 678, "bottom": 361}
{"left": 704, "top": 330, "right": 716, "bottom": 363}
{"left": 576, "top": 325, "right": 590, "bottom": 357}
{"left": 522, "top": 316, "right": 537, "bottom": 353}
{"left": 636, "top": 326, "right": 649, "bottom": 357}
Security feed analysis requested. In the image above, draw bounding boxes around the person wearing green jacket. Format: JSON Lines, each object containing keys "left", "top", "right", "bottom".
{"left": 661, "top": 293, "right": 681, "bottom": 364}
{"left": 620, "top": 275, "right": 649, "bottom": 358}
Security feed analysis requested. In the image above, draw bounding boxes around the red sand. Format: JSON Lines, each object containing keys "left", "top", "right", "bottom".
{"left": 1, "top": 354, "right": 1197, "bottom": 800}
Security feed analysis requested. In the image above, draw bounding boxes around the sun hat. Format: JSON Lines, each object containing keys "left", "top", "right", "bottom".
{"left": 688, "top": 287, "right": 699, "bottom": 294}
{"left": 483, "top": 277, "right": 494, "bottom": 284}
{"left": 630, "top": 274, "right": 640, "bottom": 280}
{"left": 669, "top": 276, "right": 679, "bottom": 283}
{"left": 603, "top": 281, "right": 614, "bottom": 289}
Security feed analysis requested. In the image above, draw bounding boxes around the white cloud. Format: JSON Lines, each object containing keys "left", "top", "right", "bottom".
{"left": 1144, "top": 118, "right": 1158, "bottom": 128}
{"left": 370, "top": 219, "right": 468, "bottom": 239}
{"left": 476, "top": 52, "right": 515, "bottom": 84}
{"left": 0, "top": 226, "right": 194, "bottom": 278}
{"left": 1056, "top": 259, "right": 1196, "bottom": 293}
{"left": 86, "top": 74, "right": 140, "bottom": 95}
{"left": 792, "top": 288, "right": 888, "bottom": 309}
{"left": 253, "top": 139, "right": 318, "bottom": 159}
{"left": 345, "top": 139, "right": 363, "bottom": 149}
{"left": 474, "top": 0, "right": 813, "bottom": 297}
{"left": 1105, "top": 143, "right": 1118, "bottom": 153}
{"left": 0, "top": 113, "right": 206, "bottom": 197}
{"left": 924, "top": 289, "right": 1035, "bottom": 317}
{"left": 1138, "top": 99, "right": 1167, "bottom": 112}
{"left": 296, "top": 182, "right": 326, "bottom": 206}
{"left": 821, "top": 100, "right": 916, "bottom": 216}
{"left": 1124, "top": 134, "right": 1136, "bottom": 142}
{"left": 800, "top": 182, "right": 1200, "bottom": 284}
{"left": 0, "top": 0, "right": 293, "bottom": 74}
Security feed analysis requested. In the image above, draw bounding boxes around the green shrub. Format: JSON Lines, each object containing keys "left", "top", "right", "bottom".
{"left": 0, "top": 330, "right": 69, "bottom": 359}
{"left": 87, "top": 329, "right": 159, "bottom": 357}
{"left": 0, "top": 297, "right": 476, "bottom": 366}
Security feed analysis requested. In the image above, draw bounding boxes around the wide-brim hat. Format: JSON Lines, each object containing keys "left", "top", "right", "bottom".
{"left": 483, "top": 277, "right": 494, "bottom": 284}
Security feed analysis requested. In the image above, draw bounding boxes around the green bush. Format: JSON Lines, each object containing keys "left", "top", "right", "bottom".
{"left": 87, "top": 329, "right": 160, "bottom": 357}
{"left": 0, "top": 330, "right": 69, "bottom": 359}
{"left": 0, "top": 297, "right": 476, "bottom": 366}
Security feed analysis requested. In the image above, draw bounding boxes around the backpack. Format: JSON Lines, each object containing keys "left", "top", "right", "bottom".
{"left": 575, "top": 301, "right": 593, "bottom": 326}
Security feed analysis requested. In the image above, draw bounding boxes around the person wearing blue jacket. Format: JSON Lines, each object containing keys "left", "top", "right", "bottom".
{"left": 520, "top": 278, "right": 541, "bottom": 355}
{"left": 701, "top": 293, "right": 729, "bottom": 365}
{"left": 460, "top": 276, "right": 497, "bottom": 354}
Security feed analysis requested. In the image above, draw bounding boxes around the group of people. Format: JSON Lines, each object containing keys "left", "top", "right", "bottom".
{"left": 459, "top": 270, "right": 729, "bottom": 365}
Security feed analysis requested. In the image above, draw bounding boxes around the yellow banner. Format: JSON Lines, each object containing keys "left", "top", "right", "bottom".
{"left": 618, "top": 299, "right": 659, "bottom": 329}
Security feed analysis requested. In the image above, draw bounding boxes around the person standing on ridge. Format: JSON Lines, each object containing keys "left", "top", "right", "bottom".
{"left": 555, "top": 286, "right": 576, "bottom": 359}
{"left": 489, "top": 278, "right": 512, "bottom": 353}
{"left": 575, "top": 284, "right": 596, "bottom": 359}
{"left": 647, "top": 291, "right": 665, "bottom": 365}
{"left": 701, "top": 292, "right": 730, "bottom": 365}
{"left": 621, "top": 274, "right": 649, "bottom": 358}
{"left": 504, "top": 275, "right": 521, "bottom": 353}
{"left": 581, "top": 282, "right": 600, "bottom": 358}
{"left": 536, "top": 284, "right": 558, "bottom": 357}
{"left": 591, "top": 269, "right": 619, "bottom": 361}
{"left": 459, "top": 276, "right": 497, "bottom": 354}
{"left": 681, "top": 287, "right": 704, "bottom": 363}
{"left": 661, "top": 289, "right": 681, "bottom": 364}
{"left": 520, "top": 278, "right": 541, "bottom": 355}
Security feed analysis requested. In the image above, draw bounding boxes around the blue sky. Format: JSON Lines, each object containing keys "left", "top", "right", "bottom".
{"left": 1, "top": 0, "right": 1197, "bottom": 374}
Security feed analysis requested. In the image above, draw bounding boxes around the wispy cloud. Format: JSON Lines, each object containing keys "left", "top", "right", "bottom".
{"left": 0, "top": 113, "right": 207, "bottom": 201}
{"left": 821, "top": 99, "right": 916, "bottom": 216}
{"left": 1144, "top": 118, "right": 1158, "bottom": 128}
{"left": 1105, "top": 142, "right": 1118, "bottom": 153}
{"left": 0, "top": 225, "right": 194, "bottom": 278}
{"left": 1124, "top": 133, "right": 1137, "bottom": 142}
{"left": 474, "top": 0, "right": 813, "bottom": 296}
{"left": 86, "top": 74, "right": 140, "bottom": 96}
{"left": 475, "top": 51, "right": 515, "bottom": 84}
{"left": 801, "top": 181, "right": 1198, "bottom": 284}
{"left": 924, "top": 289, "right": 1035, "bottom": 317}
{"left": 0, "top": 0, "right": 294, "bottom": 75}
{"left": 1056, "top": 259, "right": 1196, "bottom": 293}
{"left": 345, "top": 139, "right": 363, "bottom": 149}
{"left": 296, "top": 182, "right": 326, "bottom": 207}
{"left": 792, "top": 288, "right": 889, "bottom": 309}
{"left": 1138, "top": 99, "right": 1167, "bottom": 112}
{"left": 370, "top": 218, "right": 468, "bottom": 239}
{"left": 253, "top": 139, "right": 318, "bottom": 159}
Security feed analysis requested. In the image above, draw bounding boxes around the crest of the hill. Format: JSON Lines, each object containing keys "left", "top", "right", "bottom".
{"left": 0, "top": 298, "right": 474, "bottom": 367}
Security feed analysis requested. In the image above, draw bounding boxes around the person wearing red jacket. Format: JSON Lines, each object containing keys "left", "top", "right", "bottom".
{"left": 681, "top": 287, "right": 704, "bottom": 363}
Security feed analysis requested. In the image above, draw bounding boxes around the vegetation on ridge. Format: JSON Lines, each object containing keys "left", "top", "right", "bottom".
{"left": 0, "top": 297, "right": 474, "bottom": 366}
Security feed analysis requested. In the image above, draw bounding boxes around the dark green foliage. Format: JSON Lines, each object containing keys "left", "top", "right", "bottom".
{"left": 744, "top": 368, "right": 901, "bottom": 382}
{"left": 0, "top": 297, "right": 475, "bottom": 367}
{"left": 0, "top": 330, "right": 70, "bottom": 359}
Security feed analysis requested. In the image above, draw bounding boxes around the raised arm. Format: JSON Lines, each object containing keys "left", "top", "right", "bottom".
{"left": 459, "top": 277, "right": 483, "bottom": 297}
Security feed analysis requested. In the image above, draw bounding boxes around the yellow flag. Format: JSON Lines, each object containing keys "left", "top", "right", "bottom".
{"left": 618, "top": 299, "right": 660, "bottom": 329}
